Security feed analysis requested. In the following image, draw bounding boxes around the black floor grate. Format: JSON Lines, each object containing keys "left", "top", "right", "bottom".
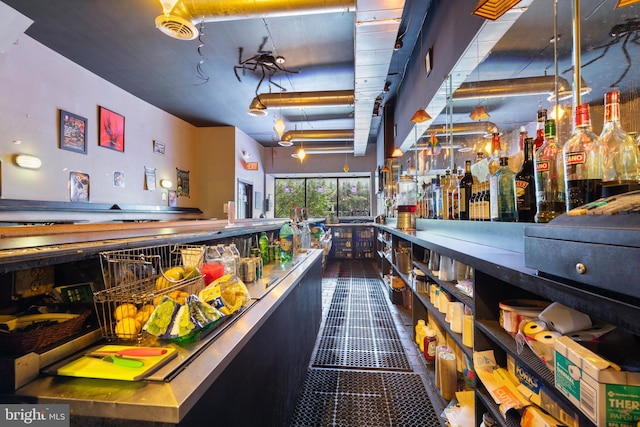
{"left": 290, "top": 368, "right": 441, "bottom": 427}
{"left": 312, "top": 277, "right": 412, "bottom": 371}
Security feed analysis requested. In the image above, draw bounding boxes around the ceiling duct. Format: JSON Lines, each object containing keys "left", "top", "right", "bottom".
{"left": 247, "top": 90, "right": 354, "bottom": 116}
{"left": 423, "top": 121, "right": 497, "bottom": 137}
{"left": 155, "top": 0, "right": 355, "bottom": 40}
{"left": 452, "top": 76, "right": 590, "bottom": 102}
{"left": 280, "top": 129, "right": 354, "bottom": 144}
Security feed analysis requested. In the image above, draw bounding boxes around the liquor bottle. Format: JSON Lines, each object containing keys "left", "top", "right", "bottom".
{"left": 279, "top": 222, "right": 294, "bottom": 262}
{"left": 441, "top": 169, "right": 451, "bottom": 220}
{"left": 488, "top": 130, "right": 502, "bottom": 175}
{"left": 533, "top": 108, "right": 547, "bottom": 149}
{"left": 259, "top": 232, "right": 270, "bottom": 264}
{"left": 534, "top": 119, "right": 565, "bottom": 223}
{"left": 459, "top": 161, "right": 473, "bottom": 220}
{"left": 448, "top": 165, "right": 459, "bottom": 219}
{"left": 563, "top": 104, "right": 604, "bottom": 210}
{"left": 600, "top": 89, "right": 639, "bottom": 187}
{"left": 433, "top": 175, "right": 443, "bottom": 219}
{"left": 515, "top": 137, "right": 536, "bottom": 222}
{"left": 492, "top": 157, "right": 517, "bottom": 222}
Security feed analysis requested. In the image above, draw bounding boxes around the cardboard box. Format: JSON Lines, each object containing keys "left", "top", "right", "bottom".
{"left": 507, "top": 354, "right": 579, "bottom": 427}
{"left": 554, "top": 336, "right": 640, "bottom": 427}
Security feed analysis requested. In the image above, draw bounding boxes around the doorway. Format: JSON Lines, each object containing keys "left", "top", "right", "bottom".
{"left": 237, "top": 180, "right": 253, "bottom": 219}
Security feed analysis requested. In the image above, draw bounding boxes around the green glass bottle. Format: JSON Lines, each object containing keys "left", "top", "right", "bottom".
{"left": 493, "top": 157, "right": 516, "bottom": 222}
{"left": 259, "top": 232, "right": 270, "bottom": 264}
{"left": 279, "top": 222, "right": 294, "bottom": 263}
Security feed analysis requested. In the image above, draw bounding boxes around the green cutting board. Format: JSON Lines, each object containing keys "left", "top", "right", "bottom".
{"left": 56, "top": 345, "right": 177, "bottom": 381}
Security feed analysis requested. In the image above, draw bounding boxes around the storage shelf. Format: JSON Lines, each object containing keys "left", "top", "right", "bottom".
{"left": 413, "top": 260, "right": 473, "bottom": 308}
{"left": 476, "top": 386, "right": 521, "bottom": 427}
{"left": 475, "top": 320, "right": 596, "bottom": 427}
{"left": 413, "top": 289, "right": 473, "bottom": 360}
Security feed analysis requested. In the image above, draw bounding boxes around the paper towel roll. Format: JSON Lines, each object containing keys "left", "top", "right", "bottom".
{"left": 438, "top": 291, "right": 450, "bottom": 314}
{"left": 462, "top": 315, "right": 474, "bottom": 348}
{"left": 523, "top": 320, "right": 548, "bottom": 338}
{"left": 439, "top": 352, "right": 457, "bottom": 400}
{"left": 434, "top": 345, "right": 452, "bottom": 389}
{"left": 450, "top": 302, "right": 464, "bottom": 334}
{"left": 430, "top": 284, "right": 439, "bottom": 307}
{"left": 534, "top": 331, "right": 562, "bottom": 345}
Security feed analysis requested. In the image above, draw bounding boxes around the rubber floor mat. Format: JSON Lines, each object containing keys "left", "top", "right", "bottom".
{"left": 312, "top": 277, "right": 412, "bottom": 371}
{"left": 290, "top": 368, "right": 440, "bottom": 427}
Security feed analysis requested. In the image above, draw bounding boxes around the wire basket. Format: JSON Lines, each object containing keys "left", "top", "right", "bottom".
{"left": 94, "top": 244, "right": 206, "bottom": 342}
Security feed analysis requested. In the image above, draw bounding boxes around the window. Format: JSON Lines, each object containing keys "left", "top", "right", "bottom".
{"left": 275, "top": 177, "right": 370, "bottom": 218}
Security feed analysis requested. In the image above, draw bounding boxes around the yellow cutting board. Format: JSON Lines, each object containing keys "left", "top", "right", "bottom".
{"left": 56, "top": 345, "right": 177, "bottom": 381}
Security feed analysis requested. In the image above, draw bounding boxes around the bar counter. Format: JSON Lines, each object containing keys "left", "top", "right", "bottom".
{"left": 0, "top": 219, "right": 324, "bottom": 426}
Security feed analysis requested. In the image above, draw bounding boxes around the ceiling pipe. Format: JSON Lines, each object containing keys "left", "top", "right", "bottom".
{"left": 247, "top": 90, "right": 354, "bottom": 116}
{"left": 422, "top": 121, "right": 498, "bottom": 137}
{"left": 280, "top": 129, "right": 354, "bottom": 143}
{"left": 452, "top": 75, "right": 590, "bottom": 102}
{"left": 156, "top": 0, "right": 355, "bottom": 40}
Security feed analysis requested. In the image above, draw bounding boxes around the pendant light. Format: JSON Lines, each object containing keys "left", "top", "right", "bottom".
{"left": 473, "top": 0, "right": 522, "bottom": 20}
{"left": 411, "top": 27, "right": 432, "bottom": 124}
{"left": 343, "top": 141, "right": 349, "bottom": 172}
{"left": 469, "top": 105, "right": 490, "bottom": 121}
{"left": 391, "top": 147, "right": 404, "bottom": 157}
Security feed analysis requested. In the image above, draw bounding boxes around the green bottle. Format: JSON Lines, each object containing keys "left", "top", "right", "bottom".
{"left": 279, "top": 222, "right": 294, "bottom": 263}
{"left": 493, "top": 157, "right": 517, "bottom": 222}
{"left": 259, "top": 232, "right": 270, "bottom": 264}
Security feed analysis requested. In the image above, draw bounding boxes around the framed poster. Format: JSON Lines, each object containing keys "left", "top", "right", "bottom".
{"left": 98, "top": 106, "right": 125, "bottom": 152}
{"left": 113, "top": 170, "right": 125, "bottom": 187}
{"left": 153, "top": 140, "right": 165, "bottom": 155}
{"left": 69, "top": 171, "right": 90, "bottom": 202}
{"left": 176, "top": 168, "right": 190, "bottom": 197}
{"left": 168, "top": 190, "right": 177, "bottom": 207}
{"left": 60, "top": 110, "right": 88, "bottom": 154}
{"left": 145, "top": 166, "right": 156, "bottom": 191}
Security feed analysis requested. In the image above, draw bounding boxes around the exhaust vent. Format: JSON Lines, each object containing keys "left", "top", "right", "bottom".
{"left": 155, "top": 15, "right": 198, "bottom": 40}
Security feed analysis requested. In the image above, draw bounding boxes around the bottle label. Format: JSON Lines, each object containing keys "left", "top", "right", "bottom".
{"left": 565, "top": 152, "right": 586, "bottom": 166}
{"left": 536, "top": 160, "right": 550, "bottom": 172}
{"left": 515, "top": 180, "right": 529, "bottom": 190}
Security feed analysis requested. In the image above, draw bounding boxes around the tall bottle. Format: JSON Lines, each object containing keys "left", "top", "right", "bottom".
{"left": 515, "top": 137, "right": 536, "bottom": 222}
{"left": 534, "top": 119, "right": 565, "bottom": 223}
{"left": 433, "top": 175, "right": 443, "bottom": 219}
{"left": 600, "top": 89, "right": 639, "bottom": 187}
{"left": 481, "top": 181, "right": 491, "bottom": 221}
{"left": 459, "top": 161, "right": 473, "bottom": 220}
{"left": 279, "top": 222, "right": 294, "bottom": 262}
{"left": 563, "top": 104, "right": 604, "bottom": 210}
{"left": 441, "top": 170, "right": 451, "bottom": 220}
{"left": 492, "top": 157, "right": 517, "bottom": 222}
{"left": 259, "top": 232, "right": 270, "bottom": 265}
{"left": 447, "top": 166, "right": 459, "bottom": 219}
{"left": 488, "top": 130, "right": 502, "bottom": 175}
{"left": 533, "top": 108, "right": 548, "bottom": 149}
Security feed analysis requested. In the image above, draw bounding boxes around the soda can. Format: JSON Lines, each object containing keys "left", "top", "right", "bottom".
{"left": 240, "top": 257, "right": 255, "bottom": 283}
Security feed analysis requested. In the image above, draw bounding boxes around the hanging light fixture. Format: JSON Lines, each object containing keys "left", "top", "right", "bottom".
{"left": 473, "top": 0, "right": 522, "bottom": 20}
{"left": 297, "top": 146, "right": 306, "bottom": 162}
{"left": 343, "top": 141, "right": 349, "bottom": 172}
{"left": 469, "top": 105, "right": 490, "bottom": 121}
{"left": 615, "top": 0, "right": 640, "bottom": 7}
{"left": 411, "top": 108, "right": 432, "bottom": 123}
{"left": 274, "top": 117, "right": 286, "bottom": 138}
{"left": 391, "top": 147, "right": 404, "bottom": 157}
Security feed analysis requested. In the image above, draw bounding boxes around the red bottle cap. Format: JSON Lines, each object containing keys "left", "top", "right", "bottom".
{"left": 574, "top": 104, "right": 591, "bottom": 127}
{"left": 605, "top": 89, "right": 620, "bottom": 105}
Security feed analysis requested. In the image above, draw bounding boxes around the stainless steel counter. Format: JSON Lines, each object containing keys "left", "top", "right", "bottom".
{"left": 13, "top": 249, "right": 323, "bottom": 424}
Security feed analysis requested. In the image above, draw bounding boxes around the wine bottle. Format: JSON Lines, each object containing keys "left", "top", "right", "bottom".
{"left": 563, "top": 104, "right": 604, "bottom": 210}
{"left": 600, "top": 89, "right": 639, "bottom": 187}
{"left": 515, "top": 137, "right": 536, "bottom": 222}
{"left": 459, "top": 161, "right": 473, "bottom": 220}
{"left": 534, "top": 119, "right": 565, "bottom": 223}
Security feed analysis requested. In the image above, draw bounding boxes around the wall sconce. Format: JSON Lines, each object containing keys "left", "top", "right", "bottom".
{"left": 14, "top": 154, "right": 42, "bottom": 169}
{"left": 160, "top": 179, "right": 173, "bottom": 189}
